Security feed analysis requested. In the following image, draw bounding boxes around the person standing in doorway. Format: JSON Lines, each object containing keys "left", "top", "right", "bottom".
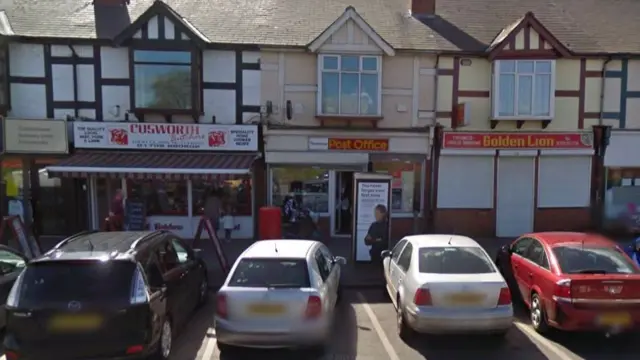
{"left": 203, "top": 188, "right": 222, "bottom": 232}
{"left": 221, "top": 205, "right": 235, "bottom": 243}
{"left": 109, "top": 188, "right": 124, "bottom": 231}
{"left": 339, "top": 186, "right": 351, "bottom": 233}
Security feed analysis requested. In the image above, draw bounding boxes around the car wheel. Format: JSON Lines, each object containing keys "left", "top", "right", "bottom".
{"left": 216, "top": 342, "right": 234, "bottom": 353}
{"left": 530, "top": 293, "right": 549, "bottom": 334}
{"left": 197, "top": 275, "right": 209, "bottom": 307}
{"left": 151, "top": 318, "right": 172, "bottom": 360}
{"left": 397, "top": 301, "right": 415, "bottom": 342}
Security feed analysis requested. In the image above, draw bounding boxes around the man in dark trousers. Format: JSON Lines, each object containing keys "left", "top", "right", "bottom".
{"left": 365, "top": 204, "right": 389, "bottom": 264}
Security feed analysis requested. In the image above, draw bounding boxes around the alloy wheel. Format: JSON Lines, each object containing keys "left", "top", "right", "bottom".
{"left": 161, "top": 320, "right": 172, "bottom": 358}
{"left": 531, "top": 296, "right": 542, "bottom": 328}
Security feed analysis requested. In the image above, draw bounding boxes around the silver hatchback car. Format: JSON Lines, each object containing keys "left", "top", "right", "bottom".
{"left": 215, "top": 240, "right": 346, "bottom": 352}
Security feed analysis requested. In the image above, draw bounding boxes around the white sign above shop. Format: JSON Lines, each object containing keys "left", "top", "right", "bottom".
{"left": 73, "top": 123, "right": 258, "bottom": 151}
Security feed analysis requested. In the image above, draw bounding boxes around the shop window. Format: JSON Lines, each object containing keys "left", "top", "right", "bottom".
{"left": 129, "top": 180, "right": 188, "bottom": 216}
{"left": 372, "top": 160, "right": 423, "bottom": 214}
{"left": 271, "top": 167, "right": 329, "bottom": 214}
{"left": 2, "top": 159, "right": 25, "bottom": 220}
{"left": 36, "top": 164, "right": 68, "bottom": 235}
{"left": 437, "top": 156, "right": 494, "bottom": 209}
{"left": 604, "top": 168, "right": 640, "bottom": 231}
{"left": 133, "top": 50, "right": 194, "bottom": 111}
{"left": 192, "top": 175, "right": 253, "bottom": 216}
{"left": 537, "top": 156, "right": 591, "bottom": 208}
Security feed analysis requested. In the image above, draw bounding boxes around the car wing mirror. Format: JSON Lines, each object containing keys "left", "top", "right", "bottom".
{"left": 193, "top": 248, "right": 204, "bottom": 260}
{"left": 381, "top": 250, "right": 392, "bottom": 258}
{"left": 333, "top": 256, "right": 347, "bottom": 266}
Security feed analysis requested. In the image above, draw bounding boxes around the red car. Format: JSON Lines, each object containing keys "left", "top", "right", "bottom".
{"left": 495, "top": 232, "right": 640, "bottom": 334}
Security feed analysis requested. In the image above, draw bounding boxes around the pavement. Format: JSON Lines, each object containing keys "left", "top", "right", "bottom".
{"left": 71, "top": 290, "right": 636, "bottom": 360}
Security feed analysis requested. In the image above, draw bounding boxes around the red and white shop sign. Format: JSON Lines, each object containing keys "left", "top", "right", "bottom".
{"left": 73, "top": 123, "right": 258, "bottom": 151}
{"left": 442, "top": 132, "right": 593, "bottom": 149}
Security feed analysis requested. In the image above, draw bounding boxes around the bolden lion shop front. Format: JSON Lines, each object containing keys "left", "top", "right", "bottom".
{"left": 434, "top": 131, "right": 595, "bottom": 238}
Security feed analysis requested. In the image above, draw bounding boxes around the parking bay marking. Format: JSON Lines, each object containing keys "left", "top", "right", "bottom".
{"left": 200, "top": 327, "right": 217, "bottom": 360}
{"left": 356, "top": 291, "right": 401, "bottom": 360}
{"left": 514, "top": 322, "right": 575, "bottom": 360}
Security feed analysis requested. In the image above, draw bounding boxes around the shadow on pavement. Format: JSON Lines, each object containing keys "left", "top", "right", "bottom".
{"left": 545, "top": 329, "right": 639, "bottom": 360}
{"left": 218, "top": 297, "right": 359, "bottom": 360}
{"left": 170, "top": 294, "right": 216, "bottom": 360}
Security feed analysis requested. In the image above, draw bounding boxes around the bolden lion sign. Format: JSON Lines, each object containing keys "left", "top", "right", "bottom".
{"left": 308, "top": 137, "right": 389, "bottom": 151}
{"left": 442, "top": 132, "right": 593, "bottom": 149}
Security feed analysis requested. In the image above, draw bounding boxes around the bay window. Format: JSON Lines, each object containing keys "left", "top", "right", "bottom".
{"left": 493, "top": 60, "right": 555, "bottom": 119}
{"left": 132, "top": 50, "right": 195, "bottom": 111}
{"left": 318, "top": 55, "right": 381, "bottom": 116}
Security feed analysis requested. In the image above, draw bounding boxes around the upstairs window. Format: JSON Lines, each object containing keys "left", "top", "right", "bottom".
{"left": 493, "top": 60, "right": 555, "bottom": 119}
{"left": 133, "top": 50, "right": 193, "bottom": 111}
{"left": 318, "top": 55, "right": 381, "bottom": 116}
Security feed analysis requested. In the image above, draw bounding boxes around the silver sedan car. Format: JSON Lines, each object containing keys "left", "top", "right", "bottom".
{"left": 382, "top": 235, "right": 513, "bottom": 339}
{"left": 215, "top": 239, "right": 346, "bottom": 353}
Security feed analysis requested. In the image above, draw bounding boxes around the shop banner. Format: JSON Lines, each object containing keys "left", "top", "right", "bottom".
{"left": 3, "top": 119, "right": 69, "bottom": 154}
{"left": 352, "top": 173, "right": 392, "bottom": 262}
{"left": 73, "top": 123, "right": 258, "bottom": 151}
{"left": 308, "top": 137, "right": 389, "bottom": 151}
{"left": 442, "top": 132, "right": 593, "bottom": 149}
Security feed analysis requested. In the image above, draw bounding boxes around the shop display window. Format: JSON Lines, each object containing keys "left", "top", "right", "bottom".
{"left": 129, "top": 180, "right": 189, "bottom": 216}
{"left": 36, "top": 163, "right": 68, "bottom": 235}
{"left": 192, "top": 175, "right": 252, "bottom": 216}
{"left": 271, "top": 167, "right": 329, "bottom": 214}
{"left": 604, "top": 168, "right": 640, "bottom": 232}
{"left": 2, "top": 158, "right": 25, "bottom": 220}
{"left": 372, "top": 160, "right": 423, "bottom": 214}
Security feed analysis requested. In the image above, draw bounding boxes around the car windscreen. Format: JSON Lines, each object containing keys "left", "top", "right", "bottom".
{"left": 419, "top": 247, "right": 496, "bottom": 274}
{"left": 18, "top": 260, "right": 136, "bottom": 306}
{"left": 552, "top": 245, "right": 640, "bottom": 274}
{"left": 228, "top": 258, "right": 310, "bottom": 288}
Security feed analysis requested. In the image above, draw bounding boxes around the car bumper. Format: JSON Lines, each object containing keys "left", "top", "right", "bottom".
{"left": 215, "top": 317, "right": 327, "bottom": 349}
{"left": 405, "top": 305, "right": 513, "bottom": 334}
{"left": 552, "top": 301, "right": 640, "bottom": 332}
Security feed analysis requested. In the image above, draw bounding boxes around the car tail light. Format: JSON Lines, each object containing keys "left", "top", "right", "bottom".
{"left": 125, "top": 345, "right": 144, "bottom": 354}
{"left": 497, "top": 287, "right": 511, "bottom": 306}
{"left": 413, "top": 288, "right": 432, "bottom": 306}
{"left": 130, "top": 267, "right": 149, "bottom": 305}
{"left": 305, "top": 295, "right": 322, "bottom": 319}
{"left": 553, "top": 279, "right": 572, "bottom": 301}
{"left": 216, "top": 294, "right": 228, "bottom": 319}
{"left": 5, "top": 351, "right": 18, "bottom": 360}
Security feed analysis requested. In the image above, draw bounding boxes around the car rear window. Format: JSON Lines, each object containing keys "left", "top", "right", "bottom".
{"left": 18, "top": 260, "right": 136, "bottom": 306}
{"left": 228, "top": 258, "right": 310, "bottom": 288}
{"left": 552, "top": 246, "right": 640, "bottom": 274}
{"left": 418, "top": 247, "right": 496, "bottom": 274}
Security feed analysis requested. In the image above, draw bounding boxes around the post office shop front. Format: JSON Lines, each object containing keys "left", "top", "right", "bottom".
{"left": 265, "top": 130, "right": 430, "bottom": 239}
{"left": 46, "top": 122, "right": 261, "bottom": 239}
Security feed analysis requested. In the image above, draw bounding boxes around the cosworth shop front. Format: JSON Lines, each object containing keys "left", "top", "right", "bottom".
{"left": 434, "top": 131, "right": 595, "bottom": 237}
{"left": 46, "top": 122, "right": 261, "bottom": 239}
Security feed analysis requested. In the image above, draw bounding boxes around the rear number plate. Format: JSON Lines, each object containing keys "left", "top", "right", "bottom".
{"left": 49, "top": 314, "right": 103, "bottom": 332}
{"left": 247, "top": 303, "right": 285, "bottom": 315}
{"left": 598, "top": 312, "right": 631, "bottom": 327}
{"left": 447, "top": 293, "right": 485, "bottom": 305}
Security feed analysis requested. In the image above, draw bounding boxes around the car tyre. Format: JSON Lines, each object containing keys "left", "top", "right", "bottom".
{"left": 151, "top": 318, "right": 172, "bottom": 360}
{"left": 530, "top": 293, "right": 550, "bottom": 334}
{"left": 397, "top": 302, "right": 415, "bottom": 342}
{"left": 197, "top": 275, "right": 209, "bottom": 307}
{"left": 216, "top": 342, "right": 234, "bottom": 354}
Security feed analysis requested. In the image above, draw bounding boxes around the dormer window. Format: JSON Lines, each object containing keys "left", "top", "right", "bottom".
{"left": 317, "top": 54, "right": 382, "bottom": 116}
{"left": 133, "top": 50, "right": 194, "bottom": 111}
{"left": 493, "top": 60, "right": 555, "bottom": 119}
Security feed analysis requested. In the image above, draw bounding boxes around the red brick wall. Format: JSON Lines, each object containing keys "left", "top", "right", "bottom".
{"left": 433, "top": 209, "right": 495, "bottom": 237}
{"left": 534, "top": 208, "right": 591, "bottom": 232}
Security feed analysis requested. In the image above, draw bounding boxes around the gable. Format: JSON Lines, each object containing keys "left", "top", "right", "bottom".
{"left": 308, "top": 7, "right": 395, "bottom": 56}
{"left": 113, "top": 1, "right": 208, "bottom": 47}
{"left": 487, "top": 12, "right": 571, "bottom": 59}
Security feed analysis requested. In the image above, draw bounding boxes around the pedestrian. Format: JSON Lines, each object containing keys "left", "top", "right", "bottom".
{"left": 221, "top": 205, "right": 235, "bottom": 243}
{"left": 203, "top": 188, "right": 222, "bottom": 232}
{"left": 623, "top": 236, "right": 640, "bottom": 266}
{"left": 365, "top": 204, "right": 389, "bottom": 264}
{"left": 109, "top": 188, "right": 125, "bottom": 231}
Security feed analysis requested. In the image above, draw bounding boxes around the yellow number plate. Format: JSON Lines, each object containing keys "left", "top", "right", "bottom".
{"left": 598, "top": 312, "right": 631, "bottom": 326}
{"left": 49, "top": 314, "right": 103, "bottom": 332}
{"left": 247, "top": 303, "right": 285, "bottom": 315}
{"left": 447, "top": 293, "right": 485, "bottom": 305}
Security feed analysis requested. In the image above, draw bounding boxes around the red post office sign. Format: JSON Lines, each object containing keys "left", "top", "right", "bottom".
{"left": 442, "top": 132, "right": 593, "bottom": 149}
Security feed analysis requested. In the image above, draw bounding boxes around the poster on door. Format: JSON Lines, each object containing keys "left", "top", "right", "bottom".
{"left": 352, "top": 173, "right": 392, "bottom": 262}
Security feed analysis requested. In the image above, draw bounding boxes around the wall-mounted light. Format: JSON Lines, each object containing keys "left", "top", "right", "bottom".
{"left": 460, "top": 58, "right": 472, "bottom": 66}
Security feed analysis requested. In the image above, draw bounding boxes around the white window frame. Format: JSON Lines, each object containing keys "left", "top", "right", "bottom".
{"left": 316, "top": 54, "right": 382, "bottom": 116}
{"left": 492, "top": 59, "right": 556, "bottom": 120}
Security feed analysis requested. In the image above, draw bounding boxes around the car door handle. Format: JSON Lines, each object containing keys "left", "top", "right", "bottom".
{"left": 514, "top": 264, "right": 519, "bottom": 269}
{"left": 528, "top": 273, "right": 533, "bottom": 278}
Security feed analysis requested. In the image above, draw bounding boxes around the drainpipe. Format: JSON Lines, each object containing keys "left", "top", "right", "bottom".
{"left": 598, "top": 57, "right": 612, "bottom": 126}
{"left": 426, "top": 55, "right": 441, "bottom": 233}
{"left": 67, "top": 44, "right": 79, "bottom": 118}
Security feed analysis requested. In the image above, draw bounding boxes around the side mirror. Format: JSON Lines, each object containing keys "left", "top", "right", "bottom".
{"left": 193, "top": 248, "right": 204, "bottom": 260}
{"left": 381, "top": 250, "right": 392, "bottom": 258}
{"left": 333, "top": 256, "right": 347, "bottom": 266}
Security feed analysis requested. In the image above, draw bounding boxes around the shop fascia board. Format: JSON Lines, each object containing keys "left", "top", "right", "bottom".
{"left": 263, "top": 128, "right": 430, "bottom": 137}
{"left": 44, "top": 167, "right": 251, "bottom": 175}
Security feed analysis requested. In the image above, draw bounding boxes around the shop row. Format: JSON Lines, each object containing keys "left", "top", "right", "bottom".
{"left": 3, "top": 119, "right": 639, "bottom": 240}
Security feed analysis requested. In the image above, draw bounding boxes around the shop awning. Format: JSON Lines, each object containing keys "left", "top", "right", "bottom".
{"left": 46, "top": 151, "right": 258, "bottom": 180}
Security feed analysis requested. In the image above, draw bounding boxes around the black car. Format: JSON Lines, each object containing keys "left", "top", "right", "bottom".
{"left": 0, "top": 245, "right": 29, "bottom": 329}
{"left": 3, "top": 230, "right": 209, "bottom": 360}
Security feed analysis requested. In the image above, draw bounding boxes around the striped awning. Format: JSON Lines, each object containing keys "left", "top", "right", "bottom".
{"left": 46, "top": 151, "right": 258, "bottom": 181}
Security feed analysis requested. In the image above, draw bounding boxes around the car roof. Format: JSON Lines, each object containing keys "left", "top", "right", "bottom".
{"left": 34, "top": 231, "right": 165, "bottom": 263}
{"left": 241, "top": 240, "right": 318, "bottom": 259}
{"left": 404, "top": 234, "right": 482, "bottom": 248}
{"left": 526, "top": 232, "right": 615, "bottom": 247}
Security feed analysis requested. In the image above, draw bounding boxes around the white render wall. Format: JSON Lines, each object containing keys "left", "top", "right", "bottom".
{"left": 7, "top": 15, "right": 261, "bottom": 124}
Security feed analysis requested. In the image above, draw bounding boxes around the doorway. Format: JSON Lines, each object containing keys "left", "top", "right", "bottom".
{"left": 496, "top": 156, "right": 535, "bottom": 237}
{"left": 334, "top": 171, "right": 354, "bottom": 236}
